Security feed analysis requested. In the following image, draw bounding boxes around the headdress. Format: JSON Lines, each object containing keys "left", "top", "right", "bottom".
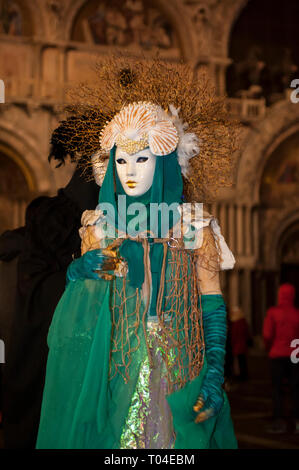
{"left": 60, "top": 55, "right": 239, "bottom": 203}
{"left": 100, "top": 101, "right": 179, "bottom": 155}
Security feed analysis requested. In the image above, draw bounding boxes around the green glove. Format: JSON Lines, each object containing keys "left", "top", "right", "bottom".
{"left": 194, "top": 294, "right": 227, "bottom": 423}
{"left": 66, "top": 249, "right": 118, "bottom": 284}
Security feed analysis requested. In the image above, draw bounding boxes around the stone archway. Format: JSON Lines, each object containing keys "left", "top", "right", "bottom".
{"left": 235, "top": 105, "right": 299, "bottom": 332}
{"left": 236, "top": 101, "right": 299, "bottom": 205}
{"left": 246, "top": 123, "right": 299, "bottom": 271}
{"left": 0, "top": 122, "right": 55, "bottom": 195}
{"left": 66, "top": 0, "right": 196, "bottom": 61}
{"left": 279, "top": 219, "right": 299, "bottom": 307}
{"left": 266, "top": 212, "right": 299, "bottom": 308}
{"left": 0, "top": 120, "right": 57, "bottom": 231}
{"left": 279, "top": 219, "right": 299, "bottom": 266}
{"left": 265, "top": 209, "right": 299, "bottom": 271}
{"left": 0, "top": 142, "right": 32, "bottom": 232}
{"left": 246, "top": 125, "right": 299, "bottom": 330}
{"left": 0, "top": 0, "right": 35, "bottom": 37}
{"left": 210, "top": 0, "right": 249, "bottom": 58}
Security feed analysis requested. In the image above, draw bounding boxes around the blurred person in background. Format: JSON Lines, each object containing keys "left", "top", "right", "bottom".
{"left": 263, "top": 283, "right": 299, "bottom": 434}
{"left": 229, "top": 306, "right": 251, "bottom": 382}
{"left": 0, "top": 225, "right": 26, "bottom": 430}
{"left": 0, "top": 118, "right": 101, "bottom": 448}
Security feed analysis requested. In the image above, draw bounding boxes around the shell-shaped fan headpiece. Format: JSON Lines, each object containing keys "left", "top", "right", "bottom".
{"left": 100, "top": 101, "right": 179, "bottom": 156}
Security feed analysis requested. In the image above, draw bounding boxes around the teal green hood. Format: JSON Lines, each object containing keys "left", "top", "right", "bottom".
{"left": 98, "top": 146, "right": 183, "bottom": 315}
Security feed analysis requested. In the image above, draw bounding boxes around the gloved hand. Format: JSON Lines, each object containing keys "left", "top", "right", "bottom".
{"left": 66, "top": 249, "right": 119, "bottom": 283}
{"left": 194, "top": 294, "right": 227, "bottom": 423}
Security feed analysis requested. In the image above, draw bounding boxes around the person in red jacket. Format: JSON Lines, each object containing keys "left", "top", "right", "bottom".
{"left": 263, "top": 283, "right": 299, "bottom": 434}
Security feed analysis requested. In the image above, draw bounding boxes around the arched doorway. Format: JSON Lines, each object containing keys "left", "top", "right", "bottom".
{"left": 278, "top": 220, "right": 299, "bottom": 308}
{"left": 256, "top": 130, "right": 299, "bottom": 324}
{"left": 0, "top": 142, "right": 34, "bottom": 233}
{"left": 260, "top": 131, "right": 299, "bottom": 208}
{"left": 71, "top": 0, "right": 180, "bottom": 53}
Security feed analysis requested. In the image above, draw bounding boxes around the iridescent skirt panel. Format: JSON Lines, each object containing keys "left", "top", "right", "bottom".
{"left": 120, "top": 320, "right": 175, "bottom": 449}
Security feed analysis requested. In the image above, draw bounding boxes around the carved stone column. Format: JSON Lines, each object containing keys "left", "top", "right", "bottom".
{"left": 245, "top": 205, "right": 252, "bottom": 257}
{"left": 219, "top": 203, "right": 228, "bottom": 240}
{"left": 236, "top": 204, "right": 243, "bottom": 256}
{"left": 252, "top": 208, "right": 259, "bottom": 260}
{"left": 228, "top": 204, "right": 236, "bottom": 254}
{"left": 242, "top": 268, "right": 252, "bottom": 327}
{"left": 228, "top": 268, "right": 239, "bottom": 311}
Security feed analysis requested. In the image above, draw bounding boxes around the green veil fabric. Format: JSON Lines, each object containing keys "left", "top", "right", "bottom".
{"left": 100, "top": 147, "right": 183, "bottom": 314}
{"left": 36, "top": 148, "right": 237, "bottom": 449}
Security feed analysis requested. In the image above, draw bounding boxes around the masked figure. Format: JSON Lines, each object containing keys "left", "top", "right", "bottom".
{"left": 36, "top": 66, "right": 238, "bottom": 449}
{"left": 1, "top": 116, "right": 100, "bottom": 449}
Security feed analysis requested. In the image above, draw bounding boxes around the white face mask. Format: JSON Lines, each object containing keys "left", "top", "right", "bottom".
{"left": 91, "top": 152, "right": 109, "bottom": 186}
{"left": 115, "top": 147, "right": 157, "bottom": 196}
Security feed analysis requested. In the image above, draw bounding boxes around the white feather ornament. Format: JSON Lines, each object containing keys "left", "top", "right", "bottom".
{"left": 169, "top": 104, "right": 200, "bottom": 178}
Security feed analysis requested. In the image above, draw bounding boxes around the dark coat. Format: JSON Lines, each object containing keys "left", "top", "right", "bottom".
{"left": 2, "top": 168, "right": 99, "bottom": 448}
{"left": 0, "top": 227, "right": 26, "bottom": 359}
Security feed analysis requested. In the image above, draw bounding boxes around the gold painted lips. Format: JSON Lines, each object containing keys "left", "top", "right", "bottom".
{"left": 126, "top": 180, "right": 137, "bottom": 188}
